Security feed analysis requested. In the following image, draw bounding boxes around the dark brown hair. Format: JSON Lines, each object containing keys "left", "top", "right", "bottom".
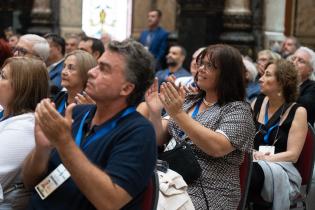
{"left": 196, "top": 44, "right": 246, "bottom": 105}
{"left": 273, "top": 59, "right": 298, "bottom": 103}
{"left": 3, "top": 57, "right": 49, "bottom": 115}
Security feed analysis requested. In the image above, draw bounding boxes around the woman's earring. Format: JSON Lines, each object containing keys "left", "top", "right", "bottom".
{"left": 277, "top": 92, "right": 282, "bottom": 97}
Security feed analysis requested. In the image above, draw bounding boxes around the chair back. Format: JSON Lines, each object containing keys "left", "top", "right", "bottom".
{"left": 140, "top": 171, "right": 159, "bottom": 210}
{"left": 295, "top": 123, "right": 315, "bottom": 195}
{"left": 238, "top": 152, "right": 253, "bottom": 210}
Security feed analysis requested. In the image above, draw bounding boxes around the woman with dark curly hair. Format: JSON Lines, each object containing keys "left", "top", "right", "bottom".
{"left": 248, "top": 59, "right": 308, "bottom": 209}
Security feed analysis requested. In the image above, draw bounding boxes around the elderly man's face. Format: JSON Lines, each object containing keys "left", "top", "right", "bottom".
{"left": 291, "top": 50, "right": 313, "bottom": 83}
{"left": 13, "top": 38, "right": 35, "bottom": 57}
{"left": 66, "top": 38, "right": 79, "bottom": 54}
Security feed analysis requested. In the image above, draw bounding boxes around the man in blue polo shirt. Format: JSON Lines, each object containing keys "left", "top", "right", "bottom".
{"left": 22, "top": 39, "right": 157, "bottom": 210}
{"left": 156, "top": 45, "right": 190, "bottom": 88}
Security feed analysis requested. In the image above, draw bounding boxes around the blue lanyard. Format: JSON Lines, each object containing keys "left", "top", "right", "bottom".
{"left": 57, "top": 97, "right": 67, "bottom": 114}
{"left": 262, "top": 103, "right": 280, "bottom": 144}
{"left": 178, "top": 99, "right": 202, "bottom": 139}
{"left": 191, "top": 99, "right": 202, "bottom": 119}
{"left": 74, "top": 107, "right": 136, "bottom": 150}
{"left": 0, "top": 111, "right": 11, "bottom": 122}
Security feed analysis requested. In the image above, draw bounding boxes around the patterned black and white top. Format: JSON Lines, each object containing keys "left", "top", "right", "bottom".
{"left": 168, "top": 95, "right": 255, "bottom": 209}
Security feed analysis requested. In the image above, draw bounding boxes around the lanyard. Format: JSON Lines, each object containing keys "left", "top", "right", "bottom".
{"left": 74, "top": 107, "right": 136, "bottom": 150}
{"left": 57, "top": 97, "right": 67, "bottom": 114}
{"left": 178, "top": 99, "right": 202, "bottom": 139}
{"left": 262, "top": 103, "right": 280, "bottom": 144}
{"left": 0, "top": 111, "right": 11, "bottom": 122}
{"left": 191, "top": 99, "right": 202, "bottom": 119}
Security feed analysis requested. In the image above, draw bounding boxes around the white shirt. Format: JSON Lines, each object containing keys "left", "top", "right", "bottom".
{"left": 0, "top": 113, "right": 35, "bottom": 203}
{"left": 175, "top": 76, "right": 194, "bottom": 87}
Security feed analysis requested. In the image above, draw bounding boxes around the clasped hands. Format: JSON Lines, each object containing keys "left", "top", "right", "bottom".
{"left": 253, "top": 150, "right": 271, "bottom": 161}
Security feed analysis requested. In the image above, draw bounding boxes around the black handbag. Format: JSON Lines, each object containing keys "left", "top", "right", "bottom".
{"left": 158, "top": 141, "right": 202, "bottom": 184}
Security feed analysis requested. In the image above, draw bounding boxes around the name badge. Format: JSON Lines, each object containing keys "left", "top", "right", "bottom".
{"left": 35, "top": 164, "right": 70, "bottom": 200}
{"left": 259, "top": 145, "right": 275, "bottom": 155}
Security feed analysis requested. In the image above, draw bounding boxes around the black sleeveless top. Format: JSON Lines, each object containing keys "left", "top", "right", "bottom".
{"left": 253, "top": 94, "right": 300, "bottom": 154}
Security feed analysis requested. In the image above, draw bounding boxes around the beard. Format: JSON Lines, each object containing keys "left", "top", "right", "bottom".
{"left": 167, "top": 57, "right": 178, "bottom": 67}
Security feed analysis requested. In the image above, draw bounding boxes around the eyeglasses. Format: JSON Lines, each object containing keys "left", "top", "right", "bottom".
{"left": 197, "top": 61, "right": 215, "bottom": 72}
{"left": 12, "top": 46, "right": 30, "bottom": 56}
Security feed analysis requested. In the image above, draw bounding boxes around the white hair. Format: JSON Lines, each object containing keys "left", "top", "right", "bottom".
{"left": 243, "top": 58, "right": 258, "bottom": 82}
{"left": 20, "top": 34, "right": 50, "bottom": 62}
{"left": 296, "top": 46, "right": 315, "bottom": 71}
{"left": 296, "top": 46, "right": 315, "bottom": 80}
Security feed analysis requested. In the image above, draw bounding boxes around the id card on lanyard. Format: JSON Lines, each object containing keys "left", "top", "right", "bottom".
{"left": 35, "top": 106, "right": 136, "bottom": 199}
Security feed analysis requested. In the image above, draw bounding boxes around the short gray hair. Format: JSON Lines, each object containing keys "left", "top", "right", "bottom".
{"left": 20, "top": 34, "right": 50, "bottom": 62}
{"left": 243, "top": 58, "right": 257, "bottom": 82}
{"left": 107, "top": 39, "right": 155, "bottom": 106}
{"left": 296, "top": 46, "right": 315, "bottom": 72}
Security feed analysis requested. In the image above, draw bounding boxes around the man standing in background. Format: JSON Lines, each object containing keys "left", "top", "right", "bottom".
{"left": 139, "top": 9, "right": 169, "bottom": 70}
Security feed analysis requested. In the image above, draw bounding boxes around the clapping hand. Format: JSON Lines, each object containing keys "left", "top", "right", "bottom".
{"left": 35, "top": 99, "right": 75, "bottom": 148}
{"left": 75, "top": 91, "right": 95, "bottom": 105}
{"left": 159, "top": 81, "right": 185, "bottom": 117}
{"left": 145, "top": 78, "right": 164, "bottom": 115}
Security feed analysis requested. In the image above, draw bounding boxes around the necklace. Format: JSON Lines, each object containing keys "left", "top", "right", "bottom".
{"left": 203, "top": 98, "right": 216, "bottom": 107}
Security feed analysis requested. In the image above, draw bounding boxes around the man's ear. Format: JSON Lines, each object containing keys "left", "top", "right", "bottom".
{"left": 120, "top": 82, "right": 135, "bottom": 97}
{"left": 93, "top": 51, "right": 101, "bottom": 59}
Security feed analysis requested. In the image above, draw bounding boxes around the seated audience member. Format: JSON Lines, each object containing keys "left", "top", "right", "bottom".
{"left": 44, "top": 33, "right": 66, "bottom": 93}
{"left": 256, "top": 49, "right": 281, "bottom": 80}
{"left": 280, "top": 36, "right": 300, "bottom": 59}
{"left": 100, "top": 32, "right": 112, "bottom": 47}
{"left": 54, "top": 50, "right": 97, "bottom": 115}
{"left": 65, "top": 34, "right": 80, "bottom": 54}
{"left": 8, "top": 34, "right": 20, "bottom": 50}
{"left": 0, "top": 39, "right": 12, "bottom": 66}
{"left": 22, "top": 39, "right": 157, "bottom": 210}
{"left": 248, "top": 59, "right": 307, "bottom": 209}
{"left": 175, "top": 47, "right": 205, "bottom": 88}
{"left": 156, "top": 45, "right": 190, "bottom": 87}
{"left": 244, "top": 58, "right": 260, "bottom": 102}
{"left": 0, "top": 57, "right": 49, "bottom": 210}
{"left": 146, "top": 44, "right": 255, "bottom": 209}
{"left": 291, "top": 46, "right": 315, "bottom": 125}
{"left": 13, "top": 34, "right": 50, "bottom": 62}
{"left": 78, "top": 37, "right": 104, "bottom": 59}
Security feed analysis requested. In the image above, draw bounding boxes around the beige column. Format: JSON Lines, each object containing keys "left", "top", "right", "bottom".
{"left": 59, "top": 0, "right": 83, "bottom": 38}
{"left": 263, "top": 0, "right": 286, "bottom": 50}
{"left": 224, "top": 0, "right": 251, "bottom": 15}
{"left": 28, "top": 0, "right": 52, "bottom": 34}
